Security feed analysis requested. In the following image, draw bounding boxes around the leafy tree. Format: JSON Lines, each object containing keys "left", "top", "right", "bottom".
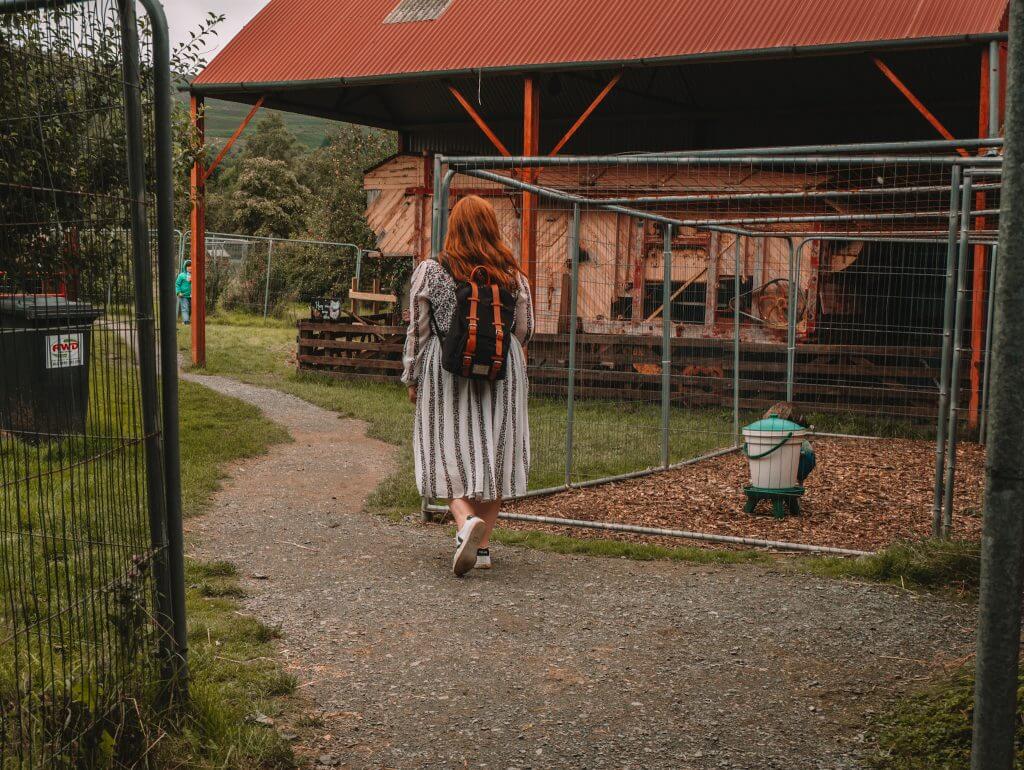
{"left": 288, "top": 125, "right": 404, "bottom": 298}
{"left": 166, "top": 13, "right": 225, "bottom": 230}
{"left": 226, "top": 156, "right": 309, "bottom": 238}
{"left": 239, "top": 112, "right": 302, "bottom": 165}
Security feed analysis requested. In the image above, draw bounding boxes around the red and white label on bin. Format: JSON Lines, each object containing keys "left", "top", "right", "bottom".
{"left": 45, "top": 333, "right": 84, "bottom": 369}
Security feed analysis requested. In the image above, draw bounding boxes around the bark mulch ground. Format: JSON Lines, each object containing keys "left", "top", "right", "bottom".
{"left": 508, "top": 436, "right": 985, "bottom": 553}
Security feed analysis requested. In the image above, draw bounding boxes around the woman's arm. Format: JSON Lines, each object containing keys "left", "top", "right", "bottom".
{"left": 401, "top": 260, "right": 434, "bottom": 386}
{"left": 513, "top": 272, "right": 534, "bottom": 346}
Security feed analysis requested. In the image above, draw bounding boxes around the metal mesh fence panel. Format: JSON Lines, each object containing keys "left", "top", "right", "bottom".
{"left": 179, "top": 230, "right": 364, "bottom": 321}
{"left": 0, "top": 0, "right": 181, "bottom": 764}
{"left": 436, "top": 144, "right": 1000, "bottom": 549}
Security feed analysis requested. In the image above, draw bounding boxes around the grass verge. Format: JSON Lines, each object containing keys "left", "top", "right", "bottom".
{"left": 157, "top": 380, "right": 297, "bottom": 768}
{"left": 865, "top": 663, "right": 1024, "bottom": 769}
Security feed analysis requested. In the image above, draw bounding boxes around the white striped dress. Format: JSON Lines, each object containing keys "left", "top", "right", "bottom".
{"left": 401, "top": 259, "right": 533, "bottom": 501}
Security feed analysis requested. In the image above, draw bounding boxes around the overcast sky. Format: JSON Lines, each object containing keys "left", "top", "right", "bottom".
{"left": 163, "top": 0, "right": 267, "bottom": 60}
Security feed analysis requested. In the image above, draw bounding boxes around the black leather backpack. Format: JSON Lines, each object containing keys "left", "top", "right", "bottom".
{"left": 434, "top": 261, "right": 516, "bottom": 381}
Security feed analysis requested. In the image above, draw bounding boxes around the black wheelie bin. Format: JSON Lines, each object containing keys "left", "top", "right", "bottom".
{"left": 0, "top": 295, "right": 104, "bottom": 442}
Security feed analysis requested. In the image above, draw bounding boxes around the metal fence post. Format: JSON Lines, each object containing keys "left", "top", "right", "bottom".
{"left": 137, "top": 0, "right": 188, "bottom": 699}
{"left": 734, "top": 236, "right": 742, "bottom": 443}
{"left": 661, "top": 224, "right": 674, "bottom": 468}
{"left": 421, "top": 167, "right": 456, "bottom": 521}
{"left": 971, "top": 5, "right": 1024, "bottom": 763}
{"left": 565, "top": 205, "right": 581, "bottom": 486}
{"left": 263, "top": 237, "right": 274, "bottom": 318}
{"left": 439, "top": 170, "right": 454, "bottom": 244}
{"left": 117, "top": 0, "right": 177, "bottom": 698}
{"left": 979, "top": 244, "right": 998, "bottom": 444}
{"left": 786, "top": 239, "right": 799, "bottom": 402}
{"left": 431, "top": 154, "right": 443, "bottom": 256}
{"left": 932, "top": 164, "right": 962, "bottom": 537}
{"left": 942, "top": 172, "right": 974, "bottom": 536}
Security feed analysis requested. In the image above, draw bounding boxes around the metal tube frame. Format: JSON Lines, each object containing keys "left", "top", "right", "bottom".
{"left": 423, "top": 145, "right": 1001, "bottom": 548}
{"left": 446, "top": 153, "right": 1003, "bottom": 169}
{"left": 454, "top": 165, "right": 999, "bottom": 234}
{"left": 661, "top": 224, "right": 673, "bottom": 467}
{"left": 979, "top": 244, "right": 998, "bottom": 444}
{"left": 138, "top": 0, "right": 188, "bottom": 700}
{"left": 733, "top": 236, "right": 741, "bottom": 443}
{"left": 566, "top": 205, "right": 581, "bottom": 485}
{"left": 970, "top": 5, "right": 1024, "bottom": 760}
{"left": 263, "top": 237, "right": 274, "bottom": 318}
{"left": 117, "top": 0, "right": 177, "bottom": 702}
{"left": 941, "top": 172, "right": 976, "bottom": 536}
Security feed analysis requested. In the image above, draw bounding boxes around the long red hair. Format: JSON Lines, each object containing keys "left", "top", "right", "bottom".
{"left": 441, "top": 195, "right": 523, "bottom": 290}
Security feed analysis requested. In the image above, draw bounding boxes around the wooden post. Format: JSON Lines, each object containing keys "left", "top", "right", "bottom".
{"left": 521, "top": 76, "right": 540, "bottom": 299}
{"left": 189, "top": 94, "right": 206, "bottom": 367}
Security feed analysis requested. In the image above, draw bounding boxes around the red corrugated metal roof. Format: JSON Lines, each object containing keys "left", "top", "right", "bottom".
{"left": 193, "top": 0, "right": 1007, "bottom": 89}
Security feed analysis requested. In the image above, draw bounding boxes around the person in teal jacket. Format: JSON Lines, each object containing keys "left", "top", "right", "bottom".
{"left": 175, "top": 261, "right": 192, "bottom": 325}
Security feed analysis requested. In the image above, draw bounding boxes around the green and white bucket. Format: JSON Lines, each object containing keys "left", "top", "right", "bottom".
{"left": 742, "top": 416, "right": 807, "bottom": 490}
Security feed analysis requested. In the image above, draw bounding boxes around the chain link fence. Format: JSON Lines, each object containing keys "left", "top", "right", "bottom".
{"left": 178, "top": 230, "right": 370, "bottom": 321}
{"left": 1, "top": 0, "right": 183, "bottom": 764}
{"left": 427, "top": 141, "right": 1001, "bottom": 552}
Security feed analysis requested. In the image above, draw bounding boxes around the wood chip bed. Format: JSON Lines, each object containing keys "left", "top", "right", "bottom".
{"left": 507, "top": 437, "right": 985, "bottom": 553}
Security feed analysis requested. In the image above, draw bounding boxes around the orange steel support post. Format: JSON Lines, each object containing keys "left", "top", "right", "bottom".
{"left": 521, "top": 76, "right": 540, "bottom": 296}
{"left": 873, "top": 57, "right": 971, "bottom": 157}
{"left": 969, "top": 45, "right": 1004, "bottom": 429}
{"left": 189, "top": 94, "right": 207, "bottom": 367}
{"left": 549, "top": 72, "right": 621, "bottom": 156}
{"left": 447, "top": 85, "right": 511, "bottom": 156}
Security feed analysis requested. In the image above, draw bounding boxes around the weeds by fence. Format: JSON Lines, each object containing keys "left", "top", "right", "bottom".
{"left": 1, "top": 0, "right": 183, "bottom": 764}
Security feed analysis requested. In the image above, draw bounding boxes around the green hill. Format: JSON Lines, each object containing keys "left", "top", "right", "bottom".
{"left": 186, "top": 95, "right": 336, "bottom": 150}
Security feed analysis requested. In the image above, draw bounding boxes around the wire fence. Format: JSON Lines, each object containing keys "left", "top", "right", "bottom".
{"left": 175, "top": 229, "right": 373, "bottom": 321}
{"left": 426, "top": 142, "right": 1001, "bottom": 551}
{"left": 0, "top": 0, "right": 183, "bottom": 765}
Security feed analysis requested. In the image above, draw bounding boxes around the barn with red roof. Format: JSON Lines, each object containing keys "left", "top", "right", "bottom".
{"left": 188, "top": 0, "right": 1007, "bottom": 425}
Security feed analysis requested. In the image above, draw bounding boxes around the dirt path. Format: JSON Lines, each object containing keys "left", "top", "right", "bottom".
{"left": 183, "top": 373, "right": 974, "bottom": 770}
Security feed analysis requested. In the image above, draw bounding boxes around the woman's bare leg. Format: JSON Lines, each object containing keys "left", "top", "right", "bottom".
{"left": 473, "top": 499, "right": 501, "bottom": 547}
{"left": 449, "top": 498, "right": 475, "bottom": 532}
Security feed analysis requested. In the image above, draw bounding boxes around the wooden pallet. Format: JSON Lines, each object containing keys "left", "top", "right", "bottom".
{"left": 297, "top": 319, "right": 406, "bottom": 381}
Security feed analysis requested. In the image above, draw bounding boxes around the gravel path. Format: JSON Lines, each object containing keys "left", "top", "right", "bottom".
{"left": 183, "top": 373, "right": 975, "bottom": 770}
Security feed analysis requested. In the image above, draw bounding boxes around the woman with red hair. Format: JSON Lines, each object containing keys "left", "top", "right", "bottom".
{"left": 401, "top": 195, "right": 534, "bottom": 576}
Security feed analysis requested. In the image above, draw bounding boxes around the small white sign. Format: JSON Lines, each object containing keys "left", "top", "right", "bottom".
{"left": 45, "top": 333, "right": 84, "bottom": 369}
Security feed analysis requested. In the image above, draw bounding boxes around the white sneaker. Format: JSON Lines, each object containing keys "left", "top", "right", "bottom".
{"left": 453, "top": 518, "right": 486, "bottom": 577}
{"left": 474, "top": 548, "right": 492, "bottom": 570}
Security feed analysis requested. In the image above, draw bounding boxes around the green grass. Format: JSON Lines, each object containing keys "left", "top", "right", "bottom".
{"left": 864, "top": 663, "right": 1024, "bottom": 770}
{"left": 801, "top": 539, "right": 981, "bottom": 592}
{"left": 155, "top": 562, "right": 299, "bottom": 769}
{"left": 491, "top": 529, "right": 771, "bottom": 565}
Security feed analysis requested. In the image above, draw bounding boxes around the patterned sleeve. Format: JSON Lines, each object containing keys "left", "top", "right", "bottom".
{"left": 513, "top": 272, "right": 535, "bottom": 346}
{"left": 401, "top": 260, "right": 434, "bottom": 385}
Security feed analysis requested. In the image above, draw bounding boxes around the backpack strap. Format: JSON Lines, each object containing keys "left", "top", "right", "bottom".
{"left": 489, "top": 283, "right": 504, "bottom": 381}
{"left": 462, "top": 281, "right": 480, "bottom": 378}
